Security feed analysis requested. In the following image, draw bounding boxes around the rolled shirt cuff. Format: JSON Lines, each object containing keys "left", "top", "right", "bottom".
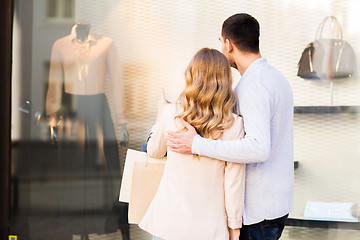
{"left": 192, "top": 134, "right": 203, "bottom": 155}
{"left": 228, "top": 218, "right": 243, "bottom": 229}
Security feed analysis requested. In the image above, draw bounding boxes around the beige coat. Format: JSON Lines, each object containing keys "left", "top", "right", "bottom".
{"left": 139, "top": 104, "right": 246, "bottom": 240}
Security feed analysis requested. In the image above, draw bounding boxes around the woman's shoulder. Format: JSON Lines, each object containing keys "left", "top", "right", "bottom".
{"left": 161, "top": 103, "right": 178, "bottom": 118}
{"left": 158, "top": 103, "right": 181, "bottom": 129}
{"left": 221, "top": 114, "right": 245, "bottom": 140}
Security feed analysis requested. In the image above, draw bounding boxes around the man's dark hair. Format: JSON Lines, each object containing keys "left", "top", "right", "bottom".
{"left": 222, "top": 13, "right": 260, "bottom": 54}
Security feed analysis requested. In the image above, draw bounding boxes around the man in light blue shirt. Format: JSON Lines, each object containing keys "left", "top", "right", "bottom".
{"left": 167, "top": 13, "right": 294, "bottom": 240}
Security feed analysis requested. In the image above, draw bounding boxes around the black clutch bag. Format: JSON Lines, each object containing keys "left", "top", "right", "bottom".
{"left": 297, "top": 16, "right": 356, "bottom": 80}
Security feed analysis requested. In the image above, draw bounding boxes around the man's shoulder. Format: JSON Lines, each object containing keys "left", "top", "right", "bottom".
{"left": 236, "top": 66, "right": 291, "bottom": 105}
{"left": 252, "top": 62, "right": 289, "bottom": 90}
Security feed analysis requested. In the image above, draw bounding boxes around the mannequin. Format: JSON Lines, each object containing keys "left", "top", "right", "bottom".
{"left": 75, "top": 20, "right": 91, "bottom": 42}
{"left": 47, "top": 19, "right": 129, "bottom": 148}
{"left": 48, "top": 20, "right": 129, "bottom": 144}
{"left": 46, "top": 20, "right": 129, "bottom": 240}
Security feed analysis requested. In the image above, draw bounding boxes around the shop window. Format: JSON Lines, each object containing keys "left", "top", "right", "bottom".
{"left": 46, "top": 0, "right": 74, "bottom": 20}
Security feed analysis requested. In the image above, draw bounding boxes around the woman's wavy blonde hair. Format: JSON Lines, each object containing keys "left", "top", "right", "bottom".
{"left": 176, "top": 48, "right": 236, "bottom": 140}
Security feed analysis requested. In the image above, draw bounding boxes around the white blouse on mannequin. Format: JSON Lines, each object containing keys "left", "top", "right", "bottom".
{"left": 46, "top": 24, "right": 127, "bottom": 124}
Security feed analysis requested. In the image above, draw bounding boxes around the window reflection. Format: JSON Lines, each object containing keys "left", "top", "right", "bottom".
{"left": 62, "top": 0, "right": 74, "bottom": 18}
{"left": 46, "top": 0, "right": 74, "bottom": 19}
{"left": 9, "top": 0, "right": 360, "bottom": 239}
{"left": 46, "top": 0, "right": 57, "bottom": 18}
{"left": 43, "top": 20, "right": 129, "bottom": 239}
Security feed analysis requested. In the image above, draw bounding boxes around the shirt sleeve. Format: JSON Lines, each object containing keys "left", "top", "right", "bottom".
{"left": 192, "top": 83, "right": 271, "bottom": 164}
{"left": 106, "top": 40, "right": 127, "bottom": 124}
{"left": 46, "top": 42, "right": 63, "bottom": 116}
{"left": 224, "top": 161, "right": 246, "bottom": 229}
{"left": 146, "top": 105, "right": 171, "bottom": 158}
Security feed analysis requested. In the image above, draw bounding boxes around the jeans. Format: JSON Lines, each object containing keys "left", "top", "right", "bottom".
{"left": 239, "top": 214, "right": 288, "bottom": 240}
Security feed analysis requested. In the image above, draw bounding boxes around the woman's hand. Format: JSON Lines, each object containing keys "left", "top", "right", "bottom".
{"left": 229, "top": 228, "right": 240, "bottom": 240}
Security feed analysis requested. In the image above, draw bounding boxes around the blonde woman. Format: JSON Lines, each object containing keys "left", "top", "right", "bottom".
{"left": 139, "top": 48, "right": 245, "bottom": 240}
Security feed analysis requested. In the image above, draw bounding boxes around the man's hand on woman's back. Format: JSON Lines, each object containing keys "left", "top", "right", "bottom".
{"left": 167, "top": 120, "right": 197, "bottom": 154}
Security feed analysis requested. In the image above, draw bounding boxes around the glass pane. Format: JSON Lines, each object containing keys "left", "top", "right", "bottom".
{"left": 10, "top": 0, "right": 360, "bottom": 239}
{"left": 62, "top": 0, "right": 74, "bottom": 18}
{"left": 46, "top": 0, "right": 57, "bottom": 18}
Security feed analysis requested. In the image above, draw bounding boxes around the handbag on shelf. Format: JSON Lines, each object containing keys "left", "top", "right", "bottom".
{"left": 119, "top": 148, "right": 166, "bottom": 224}
{"left": 297, "top": 16, "right": 357, "bottom": 80}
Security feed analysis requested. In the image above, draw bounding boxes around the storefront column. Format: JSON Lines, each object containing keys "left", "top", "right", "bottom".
{"left": 0, "top": 0, "right": 13, "bottom": 239}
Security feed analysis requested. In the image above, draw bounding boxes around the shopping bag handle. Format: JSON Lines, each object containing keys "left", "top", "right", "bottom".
{"left": 315, "top": 16, "right": 343, "bottom": 41}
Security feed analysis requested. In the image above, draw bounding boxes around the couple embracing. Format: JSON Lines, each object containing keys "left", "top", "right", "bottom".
{"left": 139, "top": 13, "right": 293, "bottom": 240}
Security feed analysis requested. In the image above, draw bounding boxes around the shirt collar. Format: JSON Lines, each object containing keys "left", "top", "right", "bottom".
{"left": 240, "top": 57, "right": 267, "bottom": 80}
{"left": 70, "top": 25, "right": 97, "bottom": 43}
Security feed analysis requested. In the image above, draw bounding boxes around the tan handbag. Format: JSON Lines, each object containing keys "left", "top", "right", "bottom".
{"left": 118, "top": 149, "right": 166, "bottom": 224}
{"left": 297, "top": 16, "right": 357, "bottom": 80}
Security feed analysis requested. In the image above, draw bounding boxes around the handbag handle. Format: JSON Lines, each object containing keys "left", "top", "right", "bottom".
{"left": 315, "top": 16, "right": 343, "bottom": 41}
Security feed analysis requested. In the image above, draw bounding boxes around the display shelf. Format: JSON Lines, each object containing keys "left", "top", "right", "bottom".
{"left": 294, "top": 106, "right": 360, "bottom": 114}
